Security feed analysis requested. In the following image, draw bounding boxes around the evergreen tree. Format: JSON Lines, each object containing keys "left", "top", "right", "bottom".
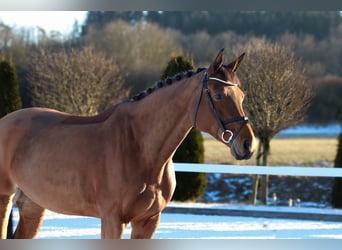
{"left": 332, "top": 116, "right": 342, "bottom": 208}
{"left": 161, "top": 56, "right": 206, "bottom": 202}
{"left": 172, "top": 129, "right": 206, "bottom": 201}
{"left": 0, "top": 61, "right": 22, "bottom": 117}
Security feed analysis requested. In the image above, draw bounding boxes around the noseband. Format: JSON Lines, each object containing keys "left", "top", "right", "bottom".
{"left": 193, "top": 71, "right": 249, "bottom": 144}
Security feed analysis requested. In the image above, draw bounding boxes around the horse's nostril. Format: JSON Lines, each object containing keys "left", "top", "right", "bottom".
{"left": 243, "top": 139, "right": 251, "bottom": 151}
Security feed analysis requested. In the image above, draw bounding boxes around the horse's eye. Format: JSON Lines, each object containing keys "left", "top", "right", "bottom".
{"left": 214, "top": 93, "right": 223, "bottom": 100}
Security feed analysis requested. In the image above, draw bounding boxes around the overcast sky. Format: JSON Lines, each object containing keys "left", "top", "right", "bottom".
{"left": 0, "top": 11, "right": 87, "bottom": 34}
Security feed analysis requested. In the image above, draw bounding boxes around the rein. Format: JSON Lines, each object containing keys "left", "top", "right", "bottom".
{"left": 193, "top": 71, "right": 249, "bottom": 144}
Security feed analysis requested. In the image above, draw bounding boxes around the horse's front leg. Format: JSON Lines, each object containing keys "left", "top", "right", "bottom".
{"left": 130, "top": 213, "right": 160, "bottom": 239}
{"left": 100, "top": 216, "right": 127, "bottom": 239}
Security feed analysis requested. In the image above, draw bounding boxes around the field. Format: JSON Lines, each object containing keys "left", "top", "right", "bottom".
{"left": 202, "top": 135, "right": 338, "bottom": 205}
{"left": 204, "top": 137, "right": 338, "bottom": 167}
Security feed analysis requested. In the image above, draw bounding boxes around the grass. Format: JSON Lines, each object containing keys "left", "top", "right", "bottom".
{"left": 203, "top": 136, "right": 338, "bottom": 167}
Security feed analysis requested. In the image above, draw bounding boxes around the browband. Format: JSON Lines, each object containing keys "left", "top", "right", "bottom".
{"left": 207, "top": 77, "right": 238, "bottom": 86}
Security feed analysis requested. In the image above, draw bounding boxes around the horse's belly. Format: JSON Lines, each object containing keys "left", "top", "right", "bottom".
{"left": 20, "top": 182, "right": 99, "bottom": 217}
{"left": 12, "top": 163, "right": 100, "bottom": 217}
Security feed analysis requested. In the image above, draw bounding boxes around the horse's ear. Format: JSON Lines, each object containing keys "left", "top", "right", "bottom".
{"left": 226, "top": 53, "right": 245, "bottom": 73}
{"left": 208, "top": 48, "right": 224, "bottom": 74}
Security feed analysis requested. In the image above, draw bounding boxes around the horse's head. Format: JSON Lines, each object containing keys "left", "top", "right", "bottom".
{"left": 194, "top": 49, "right": 255, "bottom": 160}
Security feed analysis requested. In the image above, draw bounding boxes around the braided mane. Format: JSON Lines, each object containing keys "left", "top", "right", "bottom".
{"left": 129, "top": 68, "right": 206, "bottom": 102}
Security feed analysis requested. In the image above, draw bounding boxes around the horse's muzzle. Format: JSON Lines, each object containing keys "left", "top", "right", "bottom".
{"left": 231, "top": 138, "right": 255, "bottom": 160}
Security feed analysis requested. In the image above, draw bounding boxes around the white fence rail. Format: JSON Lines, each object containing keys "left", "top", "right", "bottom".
{"left": 174, "top": 163, "right": 342, "bottom": 177}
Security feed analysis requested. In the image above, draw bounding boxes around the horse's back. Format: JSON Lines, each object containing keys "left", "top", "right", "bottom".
{"left": 0, "top": 107, "right": 68, "bottom": 128}
{"left": 0, "top": 108, "right": 63, "bottom": 196}
{"left": 0, "top": 108, "right": 68, "bottom": 183}
{"left": 0, "top": 107, "right": 67, "bottom": 160}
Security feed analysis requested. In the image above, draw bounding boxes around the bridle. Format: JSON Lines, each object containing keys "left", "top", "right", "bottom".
{"left": 193, "top": 70, "right": 249, "bottom": 144}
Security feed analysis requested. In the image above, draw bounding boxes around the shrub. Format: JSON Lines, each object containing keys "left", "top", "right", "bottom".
{"left": 161, "top": 56, "right": 206, "bottom": 202}
{"left": 172, "top": 129, "right": 206, "bottom": 201}
{"left": 27, "top": 46, "right": 127, "bottom": 115}
{"left": 0, "top": 61, "right": 22, "bottom": 117}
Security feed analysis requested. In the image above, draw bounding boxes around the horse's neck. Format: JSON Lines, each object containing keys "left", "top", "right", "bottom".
{"left": 127, "top": 75, "right": 201, "bottom": 166}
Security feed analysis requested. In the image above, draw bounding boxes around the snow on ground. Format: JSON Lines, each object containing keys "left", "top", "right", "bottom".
{"left": 278, "top": 123, "right": 341, "bottom": 137}
{"left": 11, "top": 203, "right": 342, "bottom": 239}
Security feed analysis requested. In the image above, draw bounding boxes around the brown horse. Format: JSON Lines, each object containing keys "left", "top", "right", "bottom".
{"left": 0, "top": 49, "right": 255, "bottom": 239}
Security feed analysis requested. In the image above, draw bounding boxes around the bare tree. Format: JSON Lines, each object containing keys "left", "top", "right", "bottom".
{"left": 27, "top": 46, "right": 128, "bottom": 116}
{"left": 84, "top": 20, "right": 182, "bottom": 93}
{"left": 0, "top": 23, "right": 14, "bottom": 51}
{"left": 235, "top": 39, "right": 314, "bottom": 204}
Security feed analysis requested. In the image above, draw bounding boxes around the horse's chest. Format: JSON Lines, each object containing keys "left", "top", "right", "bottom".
{"left": 125, "top": 165, "right": 176, "bottom": 220}
{"left": 136, "top": 185, "right": 163, "bottom": 210}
